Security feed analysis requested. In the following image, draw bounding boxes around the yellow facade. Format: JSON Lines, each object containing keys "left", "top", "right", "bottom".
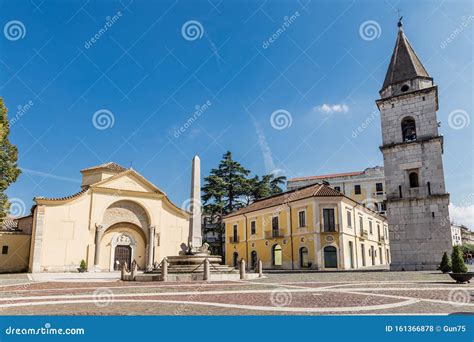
{"left": 224, "top": 186, "right": 389, "bottom": 270}
{"left": 0, "top": 232, "right": 31, "bottom": 273}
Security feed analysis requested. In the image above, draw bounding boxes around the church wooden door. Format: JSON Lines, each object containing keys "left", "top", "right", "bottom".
{"left": 114, "top": 245, "right": 131, "bottom": 270}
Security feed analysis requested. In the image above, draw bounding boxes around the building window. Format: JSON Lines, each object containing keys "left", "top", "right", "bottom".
{"left": 376, "top": 183, "right": 383, "bottom": 192}
{"left": 347, "top": 211, "right": 352, "bottom": 228}
{"left": 299, "top": 247, "right": 309, "bottom": 268}
{"left": 369, "top": 221, "right": 373, "bottom": 234}
{"left": 361, "top": 244, "right": 366, "bottom": 266}
{"left": 272, "top": 216, "right": 279, "bottom": 231}
{"left": 348, "top": 241, "right": 354, "bottom": 268}
{"left": 359, "top": 216, "right": 363, "bottom": 230}
{"left": 272, "top": 244, "right": 282, "bottom": 266}
{"left": 251, "top": 251, "right": 258, "bottom": 269}
{"left": 250, "top": 220, "right": 256, "bottom": 235}
{"left": 323, "top": 208, "right": 336, "bottom": 232}
{"left": 409, "top": 172, "right": 419, "bottom": 188}
{"left": 380, "top": 202, "right": 387, "bottom": 212}
{"left": 2, "top": 246, "right": 8, "bottom": 255}
{"left": 427, "top": 181, "right": 431, "bottom": 195}
{"left": 298, "top": 210, "right": 306, "bottom": 228}
{"left": 401, "top": 116, "right": 417, "bottom": 142}
{"left": 323, "top": 246, "right": 337, "bottom": 268}
{"left": 354, "top": 185, "right": 361, "bottom": 195}
{"left": 334, "top": 186, "right": 341, "bottom": 192}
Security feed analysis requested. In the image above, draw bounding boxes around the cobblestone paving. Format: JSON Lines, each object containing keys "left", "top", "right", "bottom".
{"left": 0, "top": 271, "right": 472, "bottom": 315}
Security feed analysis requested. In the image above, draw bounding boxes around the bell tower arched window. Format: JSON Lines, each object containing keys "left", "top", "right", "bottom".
{"left": 401, "top": 117, "right": 417, "bottom": 142}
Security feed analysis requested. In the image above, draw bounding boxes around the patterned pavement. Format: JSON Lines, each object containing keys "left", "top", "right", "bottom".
{"left": 0, "top": 271, "right": 472, "bottom": 315}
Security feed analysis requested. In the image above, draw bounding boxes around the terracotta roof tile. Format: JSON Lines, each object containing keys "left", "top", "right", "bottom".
{"left": 80, "top": 162, "right": 126, "bottom": 173}
{"left": 225, "top": 183, "right": 341, "bottom": 218}
{"left": 0, "top": 216, "right": 18, "bottom": 231}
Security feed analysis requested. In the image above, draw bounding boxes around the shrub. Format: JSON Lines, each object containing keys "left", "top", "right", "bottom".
{"left": 439, "top": 252, "right": 451, "bottom": 273}
{"left": 451, "top": 246, "right": 467, "bottom": 273}
{"left": 79, "top": 259, "right": 87, "bottom": 270}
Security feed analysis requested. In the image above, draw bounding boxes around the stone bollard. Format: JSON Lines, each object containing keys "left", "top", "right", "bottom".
{"left": 161, "top": 257, "right": 168, "bottom": 282}
{"left": 203, "top": 258, "right": 210, "bottom": 281}
{"left": 240, "top": 259, "right": 246, "bottom": 280}
{"left": 258, "top": 259, "right": 263, "bottom": 278}
{"left": 131, "top": 260, "right": 138, "bottom": 280}
{"left": 121, "top": 262, "right": 127, "bottom": 280}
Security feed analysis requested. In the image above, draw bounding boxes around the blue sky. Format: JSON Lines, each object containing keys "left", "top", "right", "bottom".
{"left": 1, "top": 0, "right": 473, "bottom": 225}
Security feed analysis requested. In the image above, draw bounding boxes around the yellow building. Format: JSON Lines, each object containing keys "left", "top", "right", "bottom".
{"left": 1, "top": 162, "right": 190, "bottom": 273}
{"left": 224, "top": 183, "right": 389, "bottom": 270}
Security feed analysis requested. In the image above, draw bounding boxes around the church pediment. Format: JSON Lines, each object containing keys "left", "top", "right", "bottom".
{"left": 91, "top": 170, "right": 165, "bottom": 195}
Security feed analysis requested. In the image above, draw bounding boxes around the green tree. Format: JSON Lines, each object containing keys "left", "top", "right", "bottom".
{"left": 451, "top": 245, "right": 468, "bottom": 273}
{"left": 439, "top": 251, "right": 451, "bottom": 273}
{"left": 0, "top": 98, "right": 21, "bottom": 221}
{"left": 202, "top": 152, "right": 250, "bottom": 255}
{"left": 201, "top": 151, "right": 286, "bottom": 256}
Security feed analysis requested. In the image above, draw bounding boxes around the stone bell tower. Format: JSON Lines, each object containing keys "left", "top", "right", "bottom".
{"left": 376, "top": 19, "right": 453, "bottom": 271}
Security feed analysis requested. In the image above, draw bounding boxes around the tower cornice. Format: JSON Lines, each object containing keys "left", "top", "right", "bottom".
{"left": 376, "top": 85, "right": 438, "bottom": 110}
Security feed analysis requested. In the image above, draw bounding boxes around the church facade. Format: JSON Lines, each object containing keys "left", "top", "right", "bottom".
{"left": 19, "top": 162, "right": 189, "bottom": 273}
{"left": 377, "top": 22, "right": 453, "bottom": 270}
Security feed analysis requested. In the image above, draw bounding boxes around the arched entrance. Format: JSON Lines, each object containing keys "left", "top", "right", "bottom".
{"left": 233, "top": 252, "right": 239, "bottom": 267}
{"left": 324, "top": 246, "right": 337, "bottom": 268}
{"left": 272, "top": 244, "right": 282, "bottom": 267}
{"left": 299, "top": 247, "right": 309, "bottom": 268}
{"left": 114, "top": 245, "right": 131, "bottom": 270}
{"left": 250, "top": 250, "right": 258, "bottom": 269}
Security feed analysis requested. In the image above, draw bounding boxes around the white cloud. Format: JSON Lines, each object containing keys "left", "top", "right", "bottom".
{"left": 315, "top": 104, "right": 349, "bottom": 114}
{"left": 449, "top": 203, "right": 474, "bottom": 229}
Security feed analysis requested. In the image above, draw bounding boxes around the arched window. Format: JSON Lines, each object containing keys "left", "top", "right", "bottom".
{"left": 324, "top": 246, "right": 338, "bottom": 268}
{"left": 272, "top": 244, "right": 282, "bottom": 266}
{"left": 299, "top": 247, "right": 309, "bottom": 268}
{"left": 409, "top": 172, "right": 419, "bottom": 188}
{"left": 401, "top": 117, "right": 417, "bottom": 142}
{"left": 232, "top": 252, "right": 239, "bottom": 267}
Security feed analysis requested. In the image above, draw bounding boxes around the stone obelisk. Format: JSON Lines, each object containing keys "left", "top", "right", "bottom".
{"left": 188, "top": 155, "right": 202, "bottom": 249}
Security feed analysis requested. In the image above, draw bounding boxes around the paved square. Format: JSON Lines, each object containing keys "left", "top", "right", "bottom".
{"left": 0, "top": 271, "right": 472, "bottom": 315}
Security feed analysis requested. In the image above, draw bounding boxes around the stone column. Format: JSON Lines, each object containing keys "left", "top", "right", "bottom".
{"left": 188, "top": 155, "right": 202, "bottom": 248}
{"left": 147, "top": 225, "right": 156, "bottom": 270}
{"left": 161, "top": 257, "right": 168, "bottom": 282}
{"left": 240, "top": 259, "right": 246, "bottom": 280}
{"left": 203, "top": 258, "right": 210, "bottom": 281}
{"left": 258, "top": 259, "right": 263, "bottom": 278}
{"left": 94, "top": 224, "right": 105, "bottom": 271}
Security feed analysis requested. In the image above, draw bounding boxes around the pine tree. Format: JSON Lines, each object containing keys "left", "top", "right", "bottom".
{"left": 451, "top": 245, "right": 467, "bottom": 273}
{"left": 201, "top": 151, "right": 286, "bottom": 256}
{"left": 439, "top": 251, "right": 451, "bottom": 273}
{"left": 0, "top": 98, "right": 21, "bottom": 221}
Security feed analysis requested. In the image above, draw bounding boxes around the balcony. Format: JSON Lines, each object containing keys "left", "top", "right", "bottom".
{"left": 379, "top": 235, "right": 387, "bottom": 243}
{"left": 228, "top": 236, "right": 240, "bottom": 243}
{"left": 360, "top": 229, "right": 368, "bottom": 238}
{"left": 320, "top": 223, "right": 339, "bottom": 233}
{"left": 265, "top": 229, "right": 285, "bottom": 238}
{"left": 373, "top": 191, "right": 385, "bottom": 197}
